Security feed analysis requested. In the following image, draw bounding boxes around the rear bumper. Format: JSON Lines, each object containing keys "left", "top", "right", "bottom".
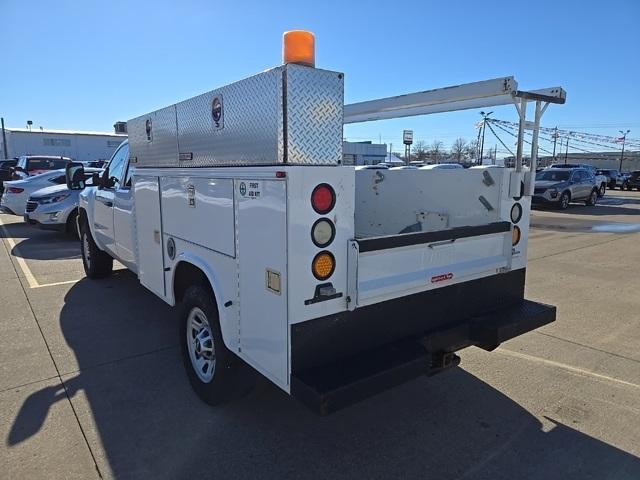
{"left": 290, "top": 269, "right": 556, "bottom": 414}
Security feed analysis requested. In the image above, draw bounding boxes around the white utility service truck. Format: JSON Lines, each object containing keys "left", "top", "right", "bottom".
{"left": 68, "top": 32, "right": 564, "bottom": 414}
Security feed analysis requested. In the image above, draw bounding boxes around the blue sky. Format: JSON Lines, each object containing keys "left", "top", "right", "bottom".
{"left": 2, "top": 0, "right": 639, "bottom": 156}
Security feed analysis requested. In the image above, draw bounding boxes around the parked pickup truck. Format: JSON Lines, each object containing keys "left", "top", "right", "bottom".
{"left": 68, "top": 32, "right": 561, "bottom": 414}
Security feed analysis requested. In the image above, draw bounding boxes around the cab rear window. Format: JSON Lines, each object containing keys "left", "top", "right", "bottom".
{"left": 27, "top": 158, "right": 69, "bottom": 172}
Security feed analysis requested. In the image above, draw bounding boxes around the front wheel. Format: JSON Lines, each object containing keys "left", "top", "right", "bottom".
{"left": 558, "top": 191, "right": 570, "bottom": 210}
{"left": 80, "top": 223, "right": 113, "bottom": 278}
{"left": 585, "top": 189, "right": 598, "bottom": 206}
{"left": 66, "top": 211, "right": 80, "bottom": 239}
{"left": 180, "top": 285, "right": 253, "bottom": 405}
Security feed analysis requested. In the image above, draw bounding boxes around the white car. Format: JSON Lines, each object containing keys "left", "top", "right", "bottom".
{"left": 1, "top": 169, "right": 69, "bottom": 215}
{"left": 419, "top": 163, "right": 464, "bottom": 170}
{"left": 25, "top": 168, "right": 103, "bottom": 237}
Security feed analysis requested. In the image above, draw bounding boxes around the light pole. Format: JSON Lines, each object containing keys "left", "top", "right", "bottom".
{"left": 479, "top": 111, "right": 493, "bottom": 165}
{"left": 551, "top": 126, "right": 558, "bottom": 163}
{"left": 618, "top": 129, "right": 630, "bottom": 171}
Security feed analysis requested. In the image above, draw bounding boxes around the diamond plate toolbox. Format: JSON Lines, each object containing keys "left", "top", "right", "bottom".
{"left": 128, "top": 64, "right": 344, "bottom": 167}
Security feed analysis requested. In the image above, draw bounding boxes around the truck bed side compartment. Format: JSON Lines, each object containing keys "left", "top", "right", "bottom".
{"left": 134, "top": 176, "right": 166, "bottom": 298}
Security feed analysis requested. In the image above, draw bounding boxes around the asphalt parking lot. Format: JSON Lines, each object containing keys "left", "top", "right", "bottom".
{"left": 1, "top": 191, "right": 639, "bottom": 480}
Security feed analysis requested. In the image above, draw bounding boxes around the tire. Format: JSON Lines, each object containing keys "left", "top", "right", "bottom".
{"left": 558, "top": 191, "right": 570, "bottom": 210}
{"left": 585, "top": 189, "right": 598, "bottom": 206}
{"left": 80, "top": 222, "right": 113, "bottom": 278}
{"left": 180, "top": 285, "right": 253, "bottom": 405}
{"left": 598, "top": 184, "right": 606, "bottom": 197}
{"left": 65, "top": 211, "right": 79, "bottom": 239}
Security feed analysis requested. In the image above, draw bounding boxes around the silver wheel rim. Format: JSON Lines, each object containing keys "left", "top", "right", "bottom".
{"left": 562, "top": 195, "right": 568, "bottom": 208}
{"left": 186, "top": 307, "right": 216, "bottom": 383}
{"left": 591, "top": 192, "right": 597, "bottom": 204}
{"left": 82, "top": 232, "right": 91, "bottom": 268}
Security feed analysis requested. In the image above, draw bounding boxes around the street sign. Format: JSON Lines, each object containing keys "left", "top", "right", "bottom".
{"left": 403, "top": 130, "right": 413, "bottom": 145}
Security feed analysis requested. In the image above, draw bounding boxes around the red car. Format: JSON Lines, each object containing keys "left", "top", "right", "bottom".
{"left": 11, "top": 155, "right": 72, "bottom": 180}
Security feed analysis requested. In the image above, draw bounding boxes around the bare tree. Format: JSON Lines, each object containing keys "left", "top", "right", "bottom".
{"left": 466, "top": 139, "right": 479, "bottom": 163}
{"left": 412, "top": 140, "right": 429, "bottom": 162}
{"left": 429, "top": 140, "right": 443, "bottom": 163}
{"left": 451, "top": 138, "right": 467, "bottom": 162}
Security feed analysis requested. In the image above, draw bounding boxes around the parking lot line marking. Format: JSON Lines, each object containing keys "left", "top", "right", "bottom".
{"left": 34, "top": 279, "right": 80, "bottom": 288}
{"left": 496, "top": 348, "right": 640, "bottom": 389}
{"left": 0, "top": 217, "right": 40, "bottom": 288}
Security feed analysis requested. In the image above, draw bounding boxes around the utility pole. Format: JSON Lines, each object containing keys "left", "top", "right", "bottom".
{"left": 493, "top": 144, "right": 497, "bottom": 165}
{"left": 551, "top": 126, "right": 558, "bottom": 161}
{"left": 618, "top": 129, "right": 630, "bottom": 171}
{"left": 564, "top": 138, "right": 569, "bottom": 164}
{"left": 479, "top": 111, "right": 493, "bottom": 165}
{"left": 1, "top": 118, "right": 8, "bottom": 159}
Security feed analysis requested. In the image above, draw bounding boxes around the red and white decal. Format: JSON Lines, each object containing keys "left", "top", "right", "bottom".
{"left": 430, "top": 272, "right": 453, "bottom": 283}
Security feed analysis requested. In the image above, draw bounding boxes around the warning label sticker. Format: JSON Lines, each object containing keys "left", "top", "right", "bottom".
{"left": 238, "top": 181, "right": 261, "bottom": 200}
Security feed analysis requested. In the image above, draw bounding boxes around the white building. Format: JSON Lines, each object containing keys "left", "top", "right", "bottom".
{"left": 0, "top": 124, "right": 127, "bottom": 162}
{"left": 342, "top": 141, "right": 387, "bottom": 165}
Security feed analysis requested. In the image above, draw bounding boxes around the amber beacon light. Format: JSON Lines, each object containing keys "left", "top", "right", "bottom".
{"left": 283, "top": 30, "right": 315, "bottom": 67}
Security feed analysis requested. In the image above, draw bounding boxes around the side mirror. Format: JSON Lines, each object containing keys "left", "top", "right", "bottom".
{"left": 91, "top": 172, "right": 101, "bottom": 186}
{"left": 65, "top": 162, "right": 86, "bottom": 190}
{"left": 99, "top": 167, "right": 111, "bottom": 189}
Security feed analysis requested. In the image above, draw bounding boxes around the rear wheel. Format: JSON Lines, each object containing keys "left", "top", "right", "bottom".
{"left": 598, "top": 184, "right": 606, "bottom": 197}
{"left": 585, "top": 189, "right": 598, "bottom": 206}
{"left": 558, "top": 191, "right": 570, "bottom": 210}
{"left": 80, "top": 222, "right": 113, "bottom": 278}
{"left": 180, "top": 285, "right": 253, "bottom": 405}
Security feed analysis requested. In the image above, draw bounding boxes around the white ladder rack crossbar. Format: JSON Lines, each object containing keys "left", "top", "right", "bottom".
{"left": 343, "top": 76, "right": 565, "bottom": 124}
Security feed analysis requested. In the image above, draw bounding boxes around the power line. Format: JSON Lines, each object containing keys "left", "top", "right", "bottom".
{"left": 488, "top": 119, "right": 640, "bottom": 148}
{"left": 485, "top": 121, "right": 514, "bottom": 156}
{"left": 490, "top": 121, "right": 554, "bottom": 156}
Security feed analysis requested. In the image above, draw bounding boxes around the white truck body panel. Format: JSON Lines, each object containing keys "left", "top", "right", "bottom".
{"left": 161, "top": 176, "right": 235, "bottom": 258}
{"left": 350, "top": 233, "right": 511, "bottom": 308}
{"left": 134, "top": 176, "right": 166, "bottom": 298}
{"left": 236, "top": 178, "right": 288, "bottom": 385}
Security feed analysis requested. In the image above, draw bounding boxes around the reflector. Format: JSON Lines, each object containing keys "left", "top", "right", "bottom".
{"left": 311, "top": 184, "right": 335, "bottom": 214}
{"left": 510, "top": 203, "right": 523, "bottom": 223}
{"left": 311, "top": 218, "right": 335, "bottom": 247}
{"left": 512, "top": 226, "right": 521, "bottom": 246}
{"left": 312, "top": 251, "right": 335, "bottom": 280}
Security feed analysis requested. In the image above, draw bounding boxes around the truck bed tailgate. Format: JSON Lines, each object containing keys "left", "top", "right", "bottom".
{"left": 348, "top": 221, "right": 512, "bottom": 309}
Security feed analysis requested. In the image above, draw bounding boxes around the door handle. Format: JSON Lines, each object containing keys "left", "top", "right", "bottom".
{"left": 97, "top": 197, "right": 113, "bottom": 207}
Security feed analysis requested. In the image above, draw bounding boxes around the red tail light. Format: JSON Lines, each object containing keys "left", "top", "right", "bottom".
{"left": 311, "top": 184, "right": 335, "bottom": 214}
{"left": 7, "top": 187, "right": 24, "bottom": 193}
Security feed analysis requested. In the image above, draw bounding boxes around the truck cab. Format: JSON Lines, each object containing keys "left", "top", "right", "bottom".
{"left": 78, "top": 140, "right": 136, "bottom": 272}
